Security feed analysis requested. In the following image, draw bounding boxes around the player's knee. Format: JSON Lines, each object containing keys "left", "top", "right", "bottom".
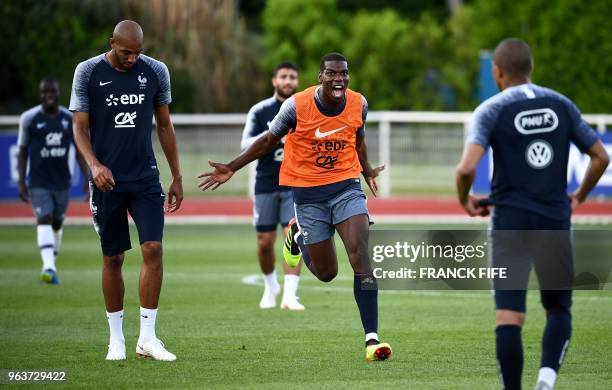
{"left": 317, "top": 268, "right": 338, "bottom": 283}
{"left": 51, "top": 218, "right": 63, "bottom": 231}
{"left": 104, "top": 253, "right": 125, "bottom": 269}
{"left": 256, "top": 234, "right": 275, "bottom": 253}
{"left": 37, "top": 214, "right": 53, "bottom": 225}
{"left": 495, "top": 309, "right": 525, "bottom": 327}
{"left": 141, "top": 241, "right": 163, "bottom": 260}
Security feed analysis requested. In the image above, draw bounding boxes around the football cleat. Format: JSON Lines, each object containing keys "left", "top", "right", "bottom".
{"left": 365, "top": 342, "right": 392, "bottom": 362}
{"left": 534, "top": 382, "right": 553, "bottom": 390}
{"left": 105, "top": 340, "right": 126, "bottom": 360}
{"left": 259, "top": 284, "right": 281, "bottom": 309}
{"left": 280, "top": 295, "right": 305, "bottom": 311}
{"left": 136, "top": 338, "right": 176, "bottom": 361}
{"left": 40, "top": 268, "right": 60, "bottom": 285}
{"left": 283, "top": 218, "right": 301, "bottom": 268}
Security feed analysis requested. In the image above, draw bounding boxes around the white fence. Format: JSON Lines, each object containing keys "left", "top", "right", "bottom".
{"left": 2, "top": 112, "right": 611, "bottom": 197}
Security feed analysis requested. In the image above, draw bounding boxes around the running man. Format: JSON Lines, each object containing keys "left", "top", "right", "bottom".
{"left": 17, "top": 77, "right": 88, "bottom": 284}
{"left": 70, "top": 20, "right": 183, "bottom": 361}
{"left": 456, "top": 38, "right": 609, "bottom": 389}
{"left": 200, "top": 53, "right": 392, "bottom": 362}
{"left": 241, "top": 62, "right": 304, "bottom": 310}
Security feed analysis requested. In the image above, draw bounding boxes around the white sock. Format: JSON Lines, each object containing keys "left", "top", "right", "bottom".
{"left": 263, "top": 270, "right": 279, "bottom": 291}
{"left": 37, "top": 225, "right": 55, "bottom": 271}
{"left": 537, "top": 367, "right": 557, "bottom": 387}
{"left": 283, "top": 274, "right": 300, "bottom": 300}
{"left": 139, "top": 307, "right": 158, "bottom": 342}
{"left": 106, "top": 310, "right": 124, "bottom": 344}
{"left": 53, "top": 228, "right": 63, "bottom": 257}
{"left": 365, "top": 332, "right": 379, "bottom": 344}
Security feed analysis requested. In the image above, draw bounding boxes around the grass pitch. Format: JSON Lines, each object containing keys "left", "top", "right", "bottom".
{"left": 1, "top": 224, "right": 611, "bottom": 389}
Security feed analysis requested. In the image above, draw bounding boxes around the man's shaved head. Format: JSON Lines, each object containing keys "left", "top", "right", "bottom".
{"left": 112, "top": 20, "right": 143, "bottom": 44}
{"left": 109, "top": 20, "right": 144, "bottom": 71}
{"left": 493, "top": 38, "right": 533, "bottom": 78}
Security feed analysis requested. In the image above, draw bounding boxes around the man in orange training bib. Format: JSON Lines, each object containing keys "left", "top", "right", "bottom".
{"left": 199, "top": 53, "right": 391, "bottom": 362}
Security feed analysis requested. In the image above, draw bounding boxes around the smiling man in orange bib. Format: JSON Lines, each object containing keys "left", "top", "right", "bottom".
{"left": 199, "top": 53, "right": 391, "bottom": 362}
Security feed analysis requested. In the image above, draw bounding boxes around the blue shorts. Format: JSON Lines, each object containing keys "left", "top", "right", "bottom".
{"left": 490, "top": 205, "right": 573, "bottom": 312}
{"left": 89, "top": 175, "right": 165, "bottom": 256}
{"left": 294, "top": 188, "right": 369, "bottom": 245}
{"left": 253, "top": 190, "right": 294, "bottom": 232}
{"left": 30, "top": 187, "right": 70, "bottom": 221}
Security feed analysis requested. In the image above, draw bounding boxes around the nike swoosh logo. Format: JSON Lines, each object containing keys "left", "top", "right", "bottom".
{"left": 36, "top": 122, "right": 46, "bottom": 129}
{"left": 314, "top": 126, "right": 346, "bottom": 138}
{"left": 99, "top": 81, "right": 112, "bottom": 86}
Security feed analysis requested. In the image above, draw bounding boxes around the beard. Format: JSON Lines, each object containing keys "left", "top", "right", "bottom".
{"left": 276, "top": 86, "right": 296, "bottom": 99}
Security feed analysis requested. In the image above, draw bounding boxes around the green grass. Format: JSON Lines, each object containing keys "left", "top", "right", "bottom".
{"left": 1, "top": 224, "right": 611, "bottom": 389}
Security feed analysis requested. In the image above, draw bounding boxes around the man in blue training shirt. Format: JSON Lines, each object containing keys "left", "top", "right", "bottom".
{"left": 17, "top": 77, "right": 88, "bottom": 285}
{"left": 241, "top": 62, "right": 304, "bottom": 310}
{"left": 69, "top": 20, "right": 183, "bottom": 362}
{"left": 456, "top": 38, "right": 609, "bottom": 390}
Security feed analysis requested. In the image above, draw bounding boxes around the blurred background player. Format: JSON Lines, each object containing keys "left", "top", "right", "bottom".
{"left": 70, "top": 20, "right": 183, "bottom": 361}
{"left": 199, "top": 53, "right": 391, "bottom": 362}
{"left": 455, "top": 38, "right": 609, "bottom": 390}
{"left": 17, "top": 77, "right": 88, "bottom": 284}
{"left": 241, "top": 62, "right": 304, "bottom": 310}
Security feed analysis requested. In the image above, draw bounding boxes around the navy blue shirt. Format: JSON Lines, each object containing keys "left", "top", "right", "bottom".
{"left": 468, "top": 83, "right": 599, "bottom": 220}
{"left": 69, "top": 53, "right": 171, "bottom": 182}
{"left": 18, "top": 105, "right": 73, "bottom": 190}
{"left": 241, "top": 96, "right": 290, "bottom": 194}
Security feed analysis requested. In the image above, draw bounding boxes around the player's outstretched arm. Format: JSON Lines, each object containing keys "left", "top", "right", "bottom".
{"left": 198, "top": 131, "right": 282, "bottom": 191}
{"left": 455, "top": 143, "right": 490, "bottom": 217}
{"left": 155, "top": 105, "right": 183, "bottom": 213}
{"left": 72, "top": 111, "right": 115, "bottom": 192}
{"left": 570, "top": 140, "right": 609, "bottom": 210}
{"left": 356, "top": 133, "right": 384, "bottom": 197}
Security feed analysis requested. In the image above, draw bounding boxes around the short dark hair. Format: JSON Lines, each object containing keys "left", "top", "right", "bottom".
{"left": 319, "top": 52, "right": 348, "bottom": 72}
{"left": 40, "top": 76, "right": 59, "bottom": 86}
{"left": 493, "top": 38, "right": 533, "bottom": 77}
{"left": 273, "top": 61, "right": 298, "bottom": 76}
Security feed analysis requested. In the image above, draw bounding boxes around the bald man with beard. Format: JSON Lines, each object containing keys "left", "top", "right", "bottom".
{"left": 70, "top": 20, "right": 183, "bottom": 361}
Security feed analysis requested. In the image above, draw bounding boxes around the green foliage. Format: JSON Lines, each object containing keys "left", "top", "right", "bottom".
{"left": 0, "top": 0, "right": 117, "bottom": 113}
{"left": 451, "top": 0, "right": 612, "bottom": 112}
{"left": 262, "top": 0, "right": 344, "bottom": 87}
{"left": 262, "top": 2, "right": 457, "bottom": 110}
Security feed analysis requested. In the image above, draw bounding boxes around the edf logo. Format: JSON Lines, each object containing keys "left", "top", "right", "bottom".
{"left": 106, "top": 94, "right": 145, "bottom": 107}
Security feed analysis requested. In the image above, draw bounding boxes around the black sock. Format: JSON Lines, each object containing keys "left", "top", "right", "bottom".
{"left": 353, "top": 273, "right": 378, "bottom": 345}
{"left": 295, "top": 232, "right": 313, "bottom": 273}
{"left": 496, "top": 325, "right": 523, "bottom": 390}
{"left": 541, "top": 309, "right": 571, "bottom": 372}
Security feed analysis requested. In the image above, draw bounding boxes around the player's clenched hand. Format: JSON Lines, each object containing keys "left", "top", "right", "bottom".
{"left": 198, "top": 160, "right": 234, "bottom": 191}
{"left": 363, "top": 165, "right": 385, "bottom": 197}
{"left": 166, "top": 176, "right": 183, "bottom": 213}
{"left": 461, "top": 195, "right": 490, "bottom": 217}
{"left": 569, "top": 193, "right": 583, "bottom": 212}
{"left": 91, "top": 162, "right": 115, "bottom": 192}
{"left": 18, "top": 181, "right": 29, "bottom": 203}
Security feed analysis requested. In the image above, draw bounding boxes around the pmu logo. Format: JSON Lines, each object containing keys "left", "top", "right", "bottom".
{"left": 514, "top": 108, "right": 558, "bottom": 134}
{"left": 315, "top": 155, "right": 338, "bottom": 169}
{"left": 115, "top": 112, "right": 137, "bottom": 128}
{"left": 106, "top": 93, "right": 145, "bottom": 107}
